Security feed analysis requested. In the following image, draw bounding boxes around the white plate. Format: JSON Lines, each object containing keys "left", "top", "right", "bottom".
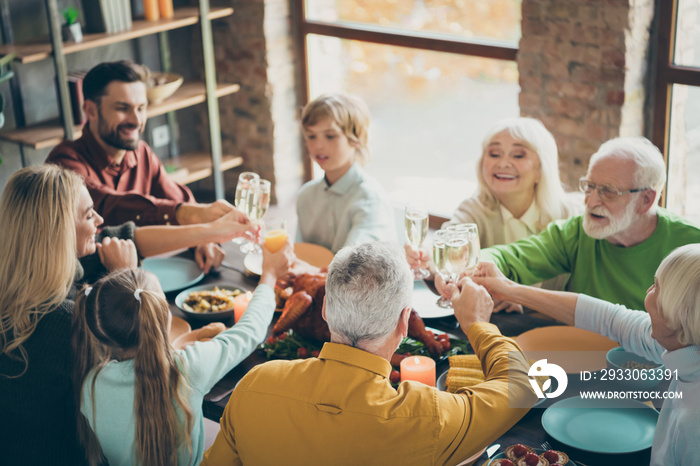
{"left": 412, "top": 280, "right": 454, "bottom": 319}
{"left": 141, "top": 257, "right": 205, "bottom": 293}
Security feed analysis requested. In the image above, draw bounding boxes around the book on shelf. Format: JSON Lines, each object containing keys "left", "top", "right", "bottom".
{"left": 67, "top": 70, "right": 88, "bottom": 126}
{"left": 82, "top": 0, "right": 133, "bottom": 33}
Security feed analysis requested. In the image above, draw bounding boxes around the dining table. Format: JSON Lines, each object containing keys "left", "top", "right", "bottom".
{"left": 165, "top": 241, "right": 656, "bottom": 466}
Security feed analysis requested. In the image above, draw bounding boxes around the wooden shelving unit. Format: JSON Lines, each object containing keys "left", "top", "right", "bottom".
{"left": 0, "top": 82, "right": 240, "bottom": 149}
{"left": 167, "top": 152, "right": 242, "bottom": 185}
{"left": 0, "top": 2, "right": 238, "bottom": 196}
{"left": 0, "top": 7, "right": 233, "bottom": 64}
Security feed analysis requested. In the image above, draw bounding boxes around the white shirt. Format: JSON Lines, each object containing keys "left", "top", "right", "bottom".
{"left": 500, "top": 201, "right": 541, "bottom": 245}
{"left": 296, "top": 163, "right": 396, "bottom": 253}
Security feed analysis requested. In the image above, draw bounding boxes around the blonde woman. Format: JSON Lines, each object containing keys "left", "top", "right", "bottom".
{"left": 473, "top": 244, "right": 700, "bottom": 465}
{"left": 407, "top": 118, "right": 581, "bottom": 297}
{"left": 297, "top": 92, "right": 396, "bottom": 253}
{"left": 0, "top": 165, "right": 255, "bottom": 464}
{"left": 73, "top": 246, "right": 291, "bottom": 466}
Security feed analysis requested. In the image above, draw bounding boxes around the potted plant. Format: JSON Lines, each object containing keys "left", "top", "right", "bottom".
{"left": 61, "top": 7, "right": 83, "bottom": 43}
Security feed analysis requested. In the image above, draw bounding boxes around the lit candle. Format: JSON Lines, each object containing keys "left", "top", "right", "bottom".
{"left": 400, "top": 356, "right": 436, "bottom": 386}
{"left": 233, "top": 291, "right": 253, "bottom": 323}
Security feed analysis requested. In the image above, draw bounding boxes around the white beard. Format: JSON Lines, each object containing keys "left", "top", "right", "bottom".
{"left": 583, "top": 198, "right": 639, "bottom": 239}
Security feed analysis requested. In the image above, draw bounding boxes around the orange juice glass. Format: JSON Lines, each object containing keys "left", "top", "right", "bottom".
{"left": 264, "top": 229, "right": 287, "bottom": 253}
{"left": 263, "top": 219, "right": 287, "bottom": 253}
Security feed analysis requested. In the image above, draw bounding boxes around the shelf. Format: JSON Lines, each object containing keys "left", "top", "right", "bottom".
{"left": 0, "top": 7, "right": 234, "bottom": 64}
{"left": 0, "top": 81, "right": 240, "bottom": 149}
{"left": 166, "top": 152, "right": 242, "bottom": 185}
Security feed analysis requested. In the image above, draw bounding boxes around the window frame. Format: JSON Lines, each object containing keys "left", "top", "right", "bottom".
{"left": 652, "top": 0, "right": 700, "bottom": 206}
{"left": 291, "top": 0, "right": 519, "bottom": 224}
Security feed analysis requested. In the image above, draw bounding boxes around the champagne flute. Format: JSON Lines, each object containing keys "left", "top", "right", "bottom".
{"left": 447, "top": 223, "right": 480, "bottom": 275}
{"left": 444, "top": 227, "right": 470, "bottom": 281}
{"left": 432, "top": 229, "right": 452, "bottom": 309}
{"left": 233, "top": 172, "right": 260, "bottom": 248}
{"left": 241, "top": 179, "right": 271, "bottom": 253}
{"left": 405, "top": 205, "right": 430, "bottom": 279}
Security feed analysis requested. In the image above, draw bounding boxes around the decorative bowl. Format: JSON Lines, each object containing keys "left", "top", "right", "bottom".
{"left": 606, "top": 346, "right": 664, "bottom": 390}
{"left": 147, "top": 72, "right": 183, "bottom": 104}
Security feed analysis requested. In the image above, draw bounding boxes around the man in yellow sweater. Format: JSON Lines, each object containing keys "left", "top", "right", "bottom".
{"left": 202, "top": 242, "right": 536, "bottom": 466}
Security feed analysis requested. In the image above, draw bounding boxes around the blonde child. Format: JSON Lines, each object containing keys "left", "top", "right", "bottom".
{"left": 72, "top": 245, "right": 292, "bottom": 466}
{"left": 297, "top": 93, "right": 396, "bottom": 253}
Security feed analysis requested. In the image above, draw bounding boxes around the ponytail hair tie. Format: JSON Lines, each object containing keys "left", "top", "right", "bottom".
{"left": 84, "top": 286, "right": 93, "bottom": 297}
{"left": 134, "top": 289, "right": 143, "bottom": 302}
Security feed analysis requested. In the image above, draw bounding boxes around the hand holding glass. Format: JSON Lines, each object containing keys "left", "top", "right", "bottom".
{"left": 432, "top": 229, "right": 452, "bottom": 309}
{"left": 405, "top": 206, "right": 430, "bottom": 279}
{"left": 233, "top": 172, "right": 260, "bottom": 249}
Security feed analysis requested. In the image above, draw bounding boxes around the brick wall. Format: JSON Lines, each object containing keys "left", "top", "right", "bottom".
{"left": 519, "top": 0, "right": 655, "bottom": 187}
{"left": 191, "top": 0, "right": 302, "bottom": 204}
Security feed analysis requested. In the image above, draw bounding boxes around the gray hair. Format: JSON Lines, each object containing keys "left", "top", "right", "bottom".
{"left": 656, "top": 244, "right": 700, "bottom": 346}
{"left": 325, "top": 242, "right": 413, "bottom": 349}
{"left": 476, "top": 117, "right": 571, "bottom": 229}
{"left": 589, "top": 137, "right": 667, "bottom": 207}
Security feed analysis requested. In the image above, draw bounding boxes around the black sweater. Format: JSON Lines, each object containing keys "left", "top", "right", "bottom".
{"left": 0, "top": 301, "right": 83, "bottom": 466}
{"left": 0, "top": 222, "right": 136, "bottom": 465}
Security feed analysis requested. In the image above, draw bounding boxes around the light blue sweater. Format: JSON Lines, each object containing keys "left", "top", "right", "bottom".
{"left": 81, "top": 284, "right": 275, "bottom": 466}
{"left": 575, "top": 294, "right": 700, "bottom": 465}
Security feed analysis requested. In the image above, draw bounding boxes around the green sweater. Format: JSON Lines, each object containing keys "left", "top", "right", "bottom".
{"left": 482, "top": 208, "right": 700, "bottom": 310}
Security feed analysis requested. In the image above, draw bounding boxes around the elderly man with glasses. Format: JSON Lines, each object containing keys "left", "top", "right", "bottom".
{"left": 478, "top": 136, "right": 700, "bottom": 310}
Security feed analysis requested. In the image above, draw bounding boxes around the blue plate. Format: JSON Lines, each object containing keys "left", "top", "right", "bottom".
{"left": 487, "top": 448, "right": 574, "bottom": 465}
{"left": 541, "top": 396, "right": 659, "bottom": 453}
{"left": 141, "top": 257, "right": 205, "bottom": 293}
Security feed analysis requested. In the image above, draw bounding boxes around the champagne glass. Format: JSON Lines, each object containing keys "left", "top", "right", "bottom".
{"left": 432, "top": 229, "right": 452, "bottom": 308}
{"left": 241, "top": 179, "right": 271, "bottom": 253}
{"left": 262, "top": 218, "right": 288, "bottom": 253}
{"left": 445, "top": 223, "right": 480, "bottom": 277}
{"left": 405, "top": 205, "right": 430, "bottom": 279}
{"left": 233, "top": 172, "right": 260, "bottom": 248}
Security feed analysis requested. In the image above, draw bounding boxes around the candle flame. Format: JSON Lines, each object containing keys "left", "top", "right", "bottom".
{"left": 414, "top": 357, "right": 420, "bottom": 364}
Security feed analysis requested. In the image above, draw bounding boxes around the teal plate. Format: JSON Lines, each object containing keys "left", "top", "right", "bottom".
{"left": 541, "top": 396, "right": 659, "bottom": 453}
{"left": 487, "top": 449, "right": 574, "bottom": 465}
{"left": 141, "top": 257, "right": 205, "bottom": 293}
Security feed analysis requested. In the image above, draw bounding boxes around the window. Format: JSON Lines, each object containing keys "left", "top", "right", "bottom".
{"left": 296, "top": 1, "right": 521, "bottom": 219}
{"left": 654, "top": 0, "right": 700, "bottom": 223}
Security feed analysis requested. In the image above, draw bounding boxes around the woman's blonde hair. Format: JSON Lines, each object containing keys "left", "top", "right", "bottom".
{"left": 301, "top": 92, "right": 371, "bottom": 165}
{"left": 0, "top": 165, "right": 81, "bottom": 376}
{"left": 476, "top": 117, "right": 570, "bottom": 229}
{"left": 72, "top": 268, "right": 193, "bottom": 466}
{"left": 655, "top": 244, "right": 700, "bottom": 347}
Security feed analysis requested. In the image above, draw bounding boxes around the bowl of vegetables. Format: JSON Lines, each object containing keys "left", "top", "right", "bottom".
{"left": 175, "top": 284, "right": 244, "bottom": 323}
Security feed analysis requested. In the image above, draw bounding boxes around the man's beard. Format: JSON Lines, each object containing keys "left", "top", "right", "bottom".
{"left": 582, "top": 198, "right": 638, "bottom": 239}
{"left": 97, "top": 109, "right": 142, "bottom": 151}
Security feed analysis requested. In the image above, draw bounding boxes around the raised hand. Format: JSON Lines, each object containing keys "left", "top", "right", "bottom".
{"left": 194, "top": 242, "right": 225, "bottom": 274}
{"left": 472, "top": 261, "right": 523, "bottom": 313}
{"left": 451, "top": 276, "right": 494, "bottom": 330}
{"left": 97, "top": 236, "right": 138, "bottom": 272}
{"left": 176, "top": 199, "right": 238, "bottom": 225}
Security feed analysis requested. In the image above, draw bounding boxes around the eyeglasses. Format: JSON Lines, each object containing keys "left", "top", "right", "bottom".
{"left": 578, "top": 178, "right": 647, "bottom": 201}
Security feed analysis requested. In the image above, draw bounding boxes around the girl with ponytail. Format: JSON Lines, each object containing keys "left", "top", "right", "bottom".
{"left": 73, "top": 245, "right": 292, "bottom": 466}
